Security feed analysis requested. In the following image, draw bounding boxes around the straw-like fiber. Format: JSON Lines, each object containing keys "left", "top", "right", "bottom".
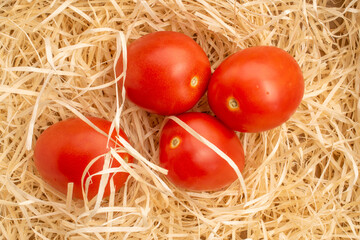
{"left": 0, "top": 0, "right": 359, "bottom": 239}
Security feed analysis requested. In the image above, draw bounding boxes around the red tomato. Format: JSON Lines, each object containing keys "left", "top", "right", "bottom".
{"left": 116, "top": 31, "right": 211, "bottom": 115}
{"left": 34, "top": 117, "right": 133, "bottom": 200}
{"left": 159, "top": 112, "right": 245, "bottom": 191}
{"left": 208, "top": 46, "right": 304, "bottom": 132}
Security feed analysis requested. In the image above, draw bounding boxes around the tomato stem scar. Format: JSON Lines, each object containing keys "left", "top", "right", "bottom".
{"left": 170, "top": 137, "right": 181, "bottom": 149}
{"left": 227, "top": 97, "right": 240, "bottom": 111}
{"left": 190, "top": 76, "right": 198, "bottom": 87}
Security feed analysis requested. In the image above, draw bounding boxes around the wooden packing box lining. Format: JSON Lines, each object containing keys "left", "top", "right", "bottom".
{"left": 0, "top": 0, "right": 359, "bottom": 239}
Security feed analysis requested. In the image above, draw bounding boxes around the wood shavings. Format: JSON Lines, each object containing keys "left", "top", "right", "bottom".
{"left": 1, "top": 0, "right": 359, "bottom": 239}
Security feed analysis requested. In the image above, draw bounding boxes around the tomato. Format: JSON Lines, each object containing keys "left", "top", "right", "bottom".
{"left": 116, "top": 31, "right": 211, "bottom": 115}
{"left": 34, "top": 117, "right": 133, "bottom": 200}
{"left": 159, "top": 112, "right": 245, "bottom": 191}
{"left": 207, "top": 46, "right": 304, "bottom": 132}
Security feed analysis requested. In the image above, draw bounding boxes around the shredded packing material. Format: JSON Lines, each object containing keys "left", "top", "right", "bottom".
{"left": 1, "top": 0, "right": 359, "bottom": 239}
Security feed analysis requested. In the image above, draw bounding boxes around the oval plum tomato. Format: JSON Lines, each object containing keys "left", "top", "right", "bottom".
{"left": 116, "top": 31, "right": 211, "bottom": 115}
{"left": 208, "top": 46, "right": 304, "bottom": 132}
{"left": 34, "top": 117, "right": 133, "bottom": 200}
{"left": 159, "top": 112, "right": 245, "bottom": 191}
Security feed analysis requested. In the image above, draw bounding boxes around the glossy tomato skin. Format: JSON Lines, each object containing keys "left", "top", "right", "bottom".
{"left": 34, "top": 117, "right": 133, "bottom": 200}
{"left": 208, "top": 46, "right": 304, "bottom": 133}
{"left": 159, "top": 112, "right": 245, "bottom": 191}
{"left": 116, "top": 31, "right": 211, "bottom": 115}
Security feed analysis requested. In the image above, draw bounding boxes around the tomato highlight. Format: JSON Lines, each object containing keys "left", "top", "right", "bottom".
{"left": 34, "top": 117, "right": 133, "bottom": 200}
{"left": 208, "top": 46, "right": 304, "bottom": 132}
{"left": 116, "top": 31, "right": 211, "bottom": 115}
{"left": 159, "top": 112, "right": 245, "bottom": 191}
